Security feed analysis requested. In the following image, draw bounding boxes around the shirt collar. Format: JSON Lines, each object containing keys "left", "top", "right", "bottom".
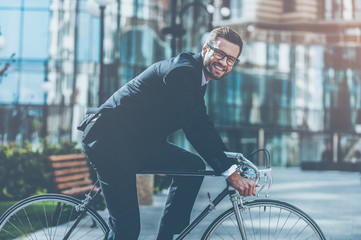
{"left": 201, "top": 70, "right": 208, "bottom": 87}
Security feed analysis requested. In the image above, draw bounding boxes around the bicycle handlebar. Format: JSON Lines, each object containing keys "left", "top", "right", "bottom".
{"left": 224, "top": 150, "right": 273, "bottom": 198}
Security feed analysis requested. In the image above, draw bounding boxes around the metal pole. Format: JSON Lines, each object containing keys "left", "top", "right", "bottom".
{"left": 170, "top": 0, "right": 177, "bottom": 57}
{"left": 42, "top": 60, "right": 49, "bottom": 138}
{"left": 258, "top": 128, "right": 265, "bottom": 166}
{"left": 70, "top": 0, "right": 79, "bottom": 140}
{"left": 333, "top": 132, "right": 338, "bottom": 163}
{"left": 99, "top": 5, "right": 105, "bottom": 106}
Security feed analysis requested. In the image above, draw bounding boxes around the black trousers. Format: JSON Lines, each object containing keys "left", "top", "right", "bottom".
{"left": 85, "top": 141, "right": 206, "bottom": 240}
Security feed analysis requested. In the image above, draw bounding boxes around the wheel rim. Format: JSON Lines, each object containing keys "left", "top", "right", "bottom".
{"left": 205, "top": 200, "right": 324, "bottom": 240}
{"left": 0, "top": 196, "right": 107, "bottom": 240}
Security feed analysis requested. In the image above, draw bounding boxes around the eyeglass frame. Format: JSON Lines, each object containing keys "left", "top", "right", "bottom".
{"left": 207, "top": 44, "right": 240, "bottom": 66}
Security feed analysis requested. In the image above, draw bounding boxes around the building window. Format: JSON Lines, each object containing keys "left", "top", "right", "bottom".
{"left": 283, "top": 0, "right": 296, "bottom": 13}
{"left": 230, "top": 0, "right": 243, "bottom": 18}
{"left": 323, "top": 0, "right": 360, "bottom": 20}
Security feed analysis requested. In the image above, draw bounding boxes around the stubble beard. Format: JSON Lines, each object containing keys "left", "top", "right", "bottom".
{"left": 204, "top": 62, "right": 229, "bottom": 80}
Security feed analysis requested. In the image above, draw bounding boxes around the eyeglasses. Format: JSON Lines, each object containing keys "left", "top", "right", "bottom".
{"left": 207, "top": 44, "right": 240, "bottom": 67}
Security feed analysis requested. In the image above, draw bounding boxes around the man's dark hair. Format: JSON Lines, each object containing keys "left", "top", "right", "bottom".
{"left": 206, "top": 27, "right": 243, "bottom": 57}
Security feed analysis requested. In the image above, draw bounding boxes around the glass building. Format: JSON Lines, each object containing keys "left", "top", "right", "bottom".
{"left": 0, "top": 0, "right": 51, "bottom": 147}
{"left": 206, "top": 0, "right": 361, "bottom": 166}
{"left": 1, "top": 0, "right": 360, "bottom": 166}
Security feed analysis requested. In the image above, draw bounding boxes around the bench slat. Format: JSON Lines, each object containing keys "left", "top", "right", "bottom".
{"left": 51, "top": 160, "right": 88, "bottom": 169}
{"left": 48, "top": 154, "right": 86, "bottom": 162}
{"left": 57, "top": 179, "right": 93, "bottom": 190}
{"left": 53, "top": 173, "right": 90, "bottom": 183}
{"left": 52, "top": 167, "right": 90, "bottom": 177}
{"left": 48, "top": 154, "right": 97, "bottom": 197}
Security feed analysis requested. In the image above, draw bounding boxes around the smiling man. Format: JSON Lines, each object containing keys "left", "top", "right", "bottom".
{"left": 80, "top": 27, "right": 256, "bottom": 240}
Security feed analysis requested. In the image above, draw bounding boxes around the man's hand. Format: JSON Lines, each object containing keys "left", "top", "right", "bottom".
{"left": 227, "top": 169, "right": 256, "bottom": 196}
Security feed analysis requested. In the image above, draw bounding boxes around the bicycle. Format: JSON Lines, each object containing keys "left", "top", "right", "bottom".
{"left": 0, "top": 149, "right": 326, "bottom": 240}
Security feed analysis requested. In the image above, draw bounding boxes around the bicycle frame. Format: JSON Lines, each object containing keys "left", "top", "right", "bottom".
{"left": 2, "top": 149, "right": 328, "bottom": 240}
{"left": 75, "top": 150, "right": 272, "bottom": 240}
{"left": 78, "top": 169, "right": 246, "bottom": 240}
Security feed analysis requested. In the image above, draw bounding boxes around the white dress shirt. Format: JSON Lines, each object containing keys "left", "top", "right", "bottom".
{"left": 201, "top": 70, "right": 237, "bottom": 179}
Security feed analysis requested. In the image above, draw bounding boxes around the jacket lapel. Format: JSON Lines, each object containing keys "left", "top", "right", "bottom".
{"left": 192, "top": 53, "right": 206, "bottom": 96}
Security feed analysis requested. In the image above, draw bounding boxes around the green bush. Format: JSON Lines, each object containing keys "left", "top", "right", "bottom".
{"left": 0, "top": 139, "right": 171, "bottom": 201}
{"left": 0, "top": 139, "right": 81, "bottom": 201}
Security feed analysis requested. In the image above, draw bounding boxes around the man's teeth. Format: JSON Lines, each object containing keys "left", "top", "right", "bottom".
{"left": 215, "top": 65, "right": 224, "bottom": 71}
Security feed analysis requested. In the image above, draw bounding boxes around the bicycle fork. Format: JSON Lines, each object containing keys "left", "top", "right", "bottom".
{"left": 230, "top": 192, "right": 247, "bottom": 240}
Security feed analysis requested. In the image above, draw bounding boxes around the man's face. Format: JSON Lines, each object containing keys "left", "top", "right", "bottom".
{"left": 202, "top": 38, "right": 240, "bottom": 80}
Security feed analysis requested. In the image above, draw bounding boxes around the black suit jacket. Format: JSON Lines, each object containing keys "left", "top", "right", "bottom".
{"left": 82, "top": 52, "right": 233, "bottom": 174}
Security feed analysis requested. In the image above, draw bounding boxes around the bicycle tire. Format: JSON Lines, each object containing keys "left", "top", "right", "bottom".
{"left": 0, "top": 193, "right": 108, "bottom": 240}
{"left": 202, "top": 199, "right": 326, "bottom": 240}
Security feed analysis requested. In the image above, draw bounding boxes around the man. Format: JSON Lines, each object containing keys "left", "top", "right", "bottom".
{"left": 80, "top": 27, "right": 256, "bottom": 240}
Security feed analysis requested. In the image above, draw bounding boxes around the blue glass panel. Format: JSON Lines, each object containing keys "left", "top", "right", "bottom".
{"left": 78, "top": 0, "right": 88, "bottom": 12}
{"left": 0, "top": 0, "right": 21, "bottom": 8}
{"left": 22, "top": 10, "right": 50, "bottom": 59}
{"left": 19, "top": 71, "right": 44, "bottom": 104}
{"left": 77, "top": 12, "right": 99, "bottom": 61}
{"left": 0, "top": 72, "right": 19, "bottom": 103}
{"left": 0, "top": 10, "right": 21, "bottom": 59}
{"left": 309, "top": 45, "right": 324, "bottom": 69}
{"left": 24, "top": 0, "right": 51, "bottom": 9}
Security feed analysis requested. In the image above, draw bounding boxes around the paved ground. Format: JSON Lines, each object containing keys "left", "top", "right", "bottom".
{"left": 7, "top": 167, "right": 359, "bottom": 239}
{"left": 134, "top": 167, "right": 361, "bottom": 240}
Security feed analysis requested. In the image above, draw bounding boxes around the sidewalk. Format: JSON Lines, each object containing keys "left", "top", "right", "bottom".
{"left": 136, "top": 167, "right": 361, "bottom": 240}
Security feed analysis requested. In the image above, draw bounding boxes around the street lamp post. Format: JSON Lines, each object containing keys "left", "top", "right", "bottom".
{"left": 98, "top": 4, "right": 106, "bottom": 105}
{"left": 162, "top": 1, "right": 230, "bottom": 57}
{"left": 162, "top": 1, "right": 215, "bottom": 57}
{"left": 86, "top": 0, "right": 113, "bottom": 105}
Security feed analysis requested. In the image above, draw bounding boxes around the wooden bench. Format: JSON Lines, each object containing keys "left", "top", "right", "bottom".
{"left": 48, "top": 153, "right": 154, "bottom": 205}
{"left": 47, "top": 153, "right": 99, "bottom": 197}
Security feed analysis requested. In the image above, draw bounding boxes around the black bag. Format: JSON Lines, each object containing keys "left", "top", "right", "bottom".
{"left": 77, "top": 108, "right": 100, "bottom": 131}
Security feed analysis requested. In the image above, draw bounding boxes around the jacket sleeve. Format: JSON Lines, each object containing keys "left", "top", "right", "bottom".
{"left": 164, "top": 67, "right": 234, "bottom": 174}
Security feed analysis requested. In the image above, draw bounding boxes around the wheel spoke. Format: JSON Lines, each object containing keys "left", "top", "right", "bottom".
{"left": 51, "top": 202, "right": 64, "bottom": 240}
{"left": 42, "top": 201, "right": 52, "bottom": 239}
{"left": 293, "top": 224, "right": 309, "bottom": 240}
{"left": 242, "top": 210, "right": 256, "bottom": 240}
{"left": 259, "top": 206, "right": 261, "bottom": 240}
{"left": 64, "top": 205, "right": 76, "bottom": 237}
{"left": 248, "top": 206, "right": 257, "bottom": 240}
{"left": 69, "top": 214, "right": 94, "bottom": 239}
{"left": 268, "top": 207, "right": 271, "bottom": 240}
{"left": 0, "top": 195, "right": 107, "bottom": 240}
{"left": 2, "top": 227, "right": 18, "bottom": 238}
{"left": 22, "top": 208, "right": 38, "bottom": 240}
{"left": 219, "top": 216, "right": 237, "bottom": 240}
{"left": 275, "top": 211, "right": 291, "bottom": 240}
{"left": 32, "top": 201, "right": 51, "bottom": 240}
{"left": 203, "top": 200, "right": 325, "bottom": 240}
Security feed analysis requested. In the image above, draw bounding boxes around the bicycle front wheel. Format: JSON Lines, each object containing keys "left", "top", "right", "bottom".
{"left": 0, "top": 193, "right": 108, "bottom": 240}
{"left": 202, "top": 199, "right": 326, "bottom": 240}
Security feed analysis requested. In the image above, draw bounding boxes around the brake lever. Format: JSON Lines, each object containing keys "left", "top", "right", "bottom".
{"left": 257, "top": 169, "right": 272, "bottom": 197}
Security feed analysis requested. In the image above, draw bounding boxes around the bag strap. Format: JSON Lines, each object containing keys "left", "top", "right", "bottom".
{"left": 77, "top": 108, "right": 101, "bottom": 131}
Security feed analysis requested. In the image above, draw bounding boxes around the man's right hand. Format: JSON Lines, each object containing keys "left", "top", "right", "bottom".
{"left": 226, "top": 169, "right": 256, "bottom": 196}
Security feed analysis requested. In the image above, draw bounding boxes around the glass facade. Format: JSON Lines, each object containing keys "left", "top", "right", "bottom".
{"left": 0, "top": 0, "right": 51, "bottom": 146}
{"left": 323, "top": 0, "right": 361, "bottom": 20}
{"left": 208, "top": 0, "right": 361, "bottom": 165}
{"left": 0, "top": 1, "right": 50, "bottom": 105}
{"left": 1, "top": 0, "right": 361, "bottom": 167}
{"left": 207, "top": 38, "right": 361, "bottom": 165}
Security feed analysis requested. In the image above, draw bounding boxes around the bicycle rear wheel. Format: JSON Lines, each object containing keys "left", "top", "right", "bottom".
{"left": 202, "top": 199, "right": 326, "bottom": 240}
{"left": 0, "top": 193, "right": 108, "bottom": 240}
